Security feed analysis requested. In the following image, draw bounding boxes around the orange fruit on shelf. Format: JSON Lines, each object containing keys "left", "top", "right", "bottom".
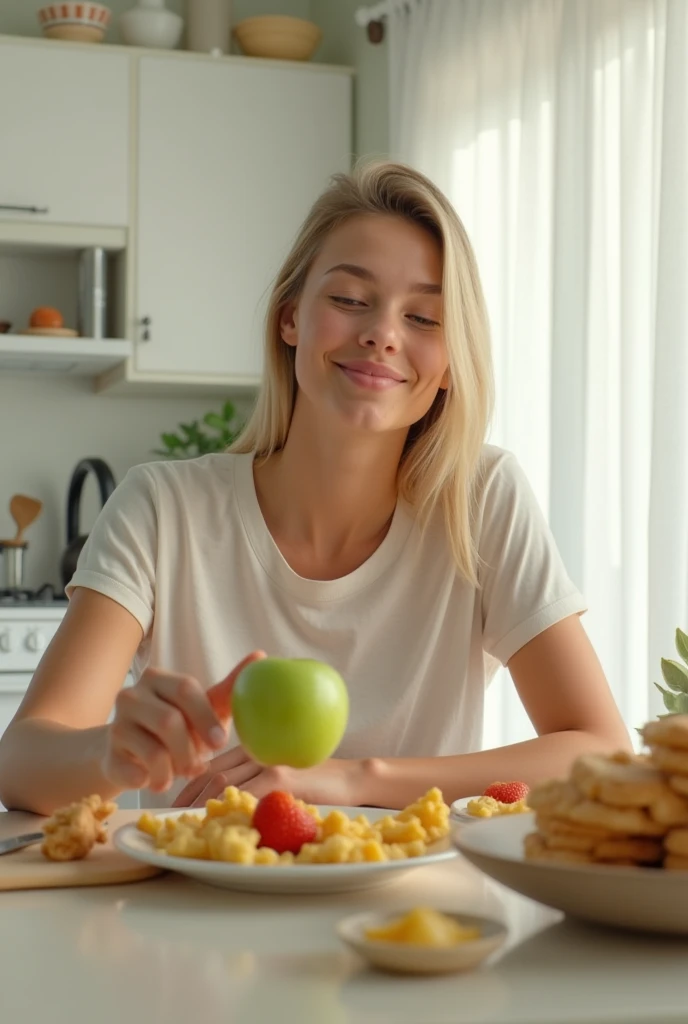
{"left": 29, "top": 306, "right": 64, "bottom": 329}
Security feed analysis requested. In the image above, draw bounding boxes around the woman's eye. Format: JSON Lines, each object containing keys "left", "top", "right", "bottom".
{"left": 408, "top": 314, "right": 441, "bottom": 328}
{"left": 330, "top": 295, "right": 365, "bottom": 307}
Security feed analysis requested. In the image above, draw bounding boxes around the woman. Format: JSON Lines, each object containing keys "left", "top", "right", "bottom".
{"left": 0, "top": 162, "right": 630, "bottom": 815}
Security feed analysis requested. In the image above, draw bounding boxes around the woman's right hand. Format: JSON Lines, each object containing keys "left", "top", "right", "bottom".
{"left": 102, "top": 651, "right": 265, "bottom": 793}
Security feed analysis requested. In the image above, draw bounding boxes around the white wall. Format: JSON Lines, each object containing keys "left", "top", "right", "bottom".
{"left": 312, "top": 0, "right": 389, "bottom": 158}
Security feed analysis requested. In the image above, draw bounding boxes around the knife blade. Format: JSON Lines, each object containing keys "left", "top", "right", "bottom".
{"left": 0, "top": 831, "right": 44, "bottom": 856}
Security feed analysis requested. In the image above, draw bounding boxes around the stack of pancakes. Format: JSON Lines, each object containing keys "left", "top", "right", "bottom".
{"left": 525, "top": 716, "right": 688, "bottom": 869}
{"left": 643, "top": 716, "right": 688, "bottom": 870}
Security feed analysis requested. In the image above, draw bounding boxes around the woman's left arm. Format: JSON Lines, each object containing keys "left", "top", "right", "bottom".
{"left": 176, "top": 615, "right": 632, "bottom": 810}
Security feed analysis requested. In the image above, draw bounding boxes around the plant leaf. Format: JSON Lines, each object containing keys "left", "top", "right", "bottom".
{"left": 660, "top": 658, "right": 688, "bottom": 694}
{"left": 179, "top": 421, "right": 199, "bottom": 441}
{"left": 654, "top": 682, "right": 681, "bottom": 713}
{"left": 161, "top": 433, "right": 182, "bottom": 448}
{"left": 222, "top": 400, "right": 236, "bottom": 422}
{"left": 676, "top": 627, "right": 688, "bottom": 667}
{"left": 204, "top": 412, "right": 226, "bottom": 432}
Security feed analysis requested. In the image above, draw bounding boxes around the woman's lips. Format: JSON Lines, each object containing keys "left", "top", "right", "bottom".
{"left": 335, "top": 361, "right": 406, "bottom": 390}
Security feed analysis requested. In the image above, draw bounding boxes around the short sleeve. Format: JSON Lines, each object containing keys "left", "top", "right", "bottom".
{"left": 65, "top": 464, "right": 158, "bottom": 634}
{"left": 478, "top": 452, "right": 587, "bottom": 665}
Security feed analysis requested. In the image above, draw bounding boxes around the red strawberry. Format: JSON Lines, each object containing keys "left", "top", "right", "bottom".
{"left": 252, "top": 791, "right": 318, "bottom": 854}
{"left": 482, "top": 781, "right": 530, "bottom": 804}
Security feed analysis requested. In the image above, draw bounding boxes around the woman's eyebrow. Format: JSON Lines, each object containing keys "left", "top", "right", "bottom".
{"left": 325, "top": 263, "right": 442, "bottom": 295}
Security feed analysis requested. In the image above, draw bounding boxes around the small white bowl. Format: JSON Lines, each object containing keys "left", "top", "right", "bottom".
{"left": 336, "top": 909, "right": 507, "bottom": 975}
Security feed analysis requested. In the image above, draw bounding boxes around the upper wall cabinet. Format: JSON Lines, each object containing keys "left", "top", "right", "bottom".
{"left": 133, "top": 57, "right": 352, "bottom": 380}
{"left": 0, "top": 43, "right": 129, "bottom": 227}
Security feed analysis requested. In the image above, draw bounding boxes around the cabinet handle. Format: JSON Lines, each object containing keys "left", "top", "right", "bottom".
{"left": 0, "top": 203, "right": 49, "bottom": 214}
{"left": 140, "top": 316, "right": 151, "bottom": 342}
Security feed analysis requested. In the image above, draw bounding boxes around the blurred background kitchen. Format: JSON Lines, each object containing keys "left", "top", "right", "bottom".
{"left": 0, "top": 0, "right": 686, "bottom": 763}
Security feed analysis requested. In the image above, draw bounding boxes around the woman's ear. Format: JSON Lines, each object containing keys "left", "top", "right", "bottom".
{"left": 280, "top": 302, "right": 298, "bottom": 348}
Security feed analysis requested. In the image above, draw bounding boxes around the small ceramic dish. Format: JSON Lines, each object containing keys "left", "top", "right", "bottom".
{"left": 233, "top": 15, "right": 321, "bottom": 61}
{"left": 37, "top": 3, "right": 110, "bottom": 43}
{"left": 336, "top": 909, "right": 507, "bottom": 975}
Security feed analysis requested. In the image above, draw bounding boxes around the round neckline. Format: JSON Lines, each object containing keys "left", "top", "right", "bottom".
{"left": 232, "top": 452, "right": 415, "bottom": 603}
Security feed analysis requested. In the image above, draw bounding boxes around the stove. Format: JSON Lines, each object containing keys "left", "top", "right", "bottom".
{"left": 0, "top": 586, "right": 68, "bottom": 754}
{"left": 0, "top": 590, "right": 67, "bottom": 666}
{"left": 0, "top": 583, "right": 68, "bottom": 608}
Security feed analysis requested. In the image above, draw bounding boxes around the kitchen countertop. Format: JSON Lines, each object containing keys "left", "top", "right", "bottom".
{"left": 1, "top": 809, "right": 687, "bottom": 1024}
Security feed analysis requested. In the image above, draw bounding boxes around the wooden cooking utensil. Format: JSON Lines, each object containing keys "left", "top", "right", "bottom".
{"left": 8, "top": 494, "right": 43, "bottom": 545}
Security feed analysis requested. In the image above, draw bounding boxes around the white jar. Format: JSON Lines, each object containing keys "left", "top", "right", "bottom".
{"left": 186, "top": 0, "right": 232, "bottom": 54}
{"left": 120, "top": 0, "right": 184, "bottom": 49}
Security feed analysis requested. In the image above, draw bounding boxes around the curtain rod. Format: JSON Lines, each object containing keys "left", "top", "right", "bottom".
{"left": 354, "top": 3, "right": 391, "bottom": 27}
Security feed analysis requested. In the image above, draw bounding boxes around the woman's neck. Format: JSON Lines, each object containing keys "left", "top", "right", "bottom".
{"left": 252, "top": 399, "right": 407, "bottom": 579}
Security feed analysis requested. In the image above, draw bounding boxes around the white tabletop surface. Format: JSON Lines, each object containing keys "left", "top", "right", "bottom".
{"left": 1, "top": 809, "right": 687, "bottom": 1024}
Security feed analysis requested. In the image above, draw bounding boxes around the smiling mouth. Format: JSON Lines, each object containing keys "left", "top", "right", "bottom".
{"left": 334, "top": 362, "right": 408, "bottom": 389}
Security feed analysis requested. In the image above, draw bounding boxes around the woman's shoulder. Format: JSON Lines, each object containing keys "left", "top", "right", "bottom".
{"left": 475, "top": 443, "right": 523, "bottom": 495}
{"left": 473, "top": 444, "right": 546, "bottom": 529}
{"left": 473, "top": 444, "right": 551, "bottom": 543}
{"left": 123, "top": 452, "right": 248, "bottom": 500}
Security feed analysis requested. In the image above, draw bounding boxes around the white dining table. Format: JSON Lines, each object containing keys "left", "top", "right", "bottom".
{"left": 1, "top": 809, "right": 687, "bottom": 1024}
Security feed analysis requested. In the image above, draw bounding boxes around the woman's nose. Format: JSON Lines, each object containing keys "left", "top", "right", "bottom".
{"left": 359, "top": 312, "right": 401, "bottom": 352}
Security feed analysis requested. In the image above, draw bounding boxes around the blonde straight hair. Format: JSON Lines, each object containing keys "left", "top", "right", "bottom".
{"left": 231, "top": 161, "right": 494, "bottom": 585}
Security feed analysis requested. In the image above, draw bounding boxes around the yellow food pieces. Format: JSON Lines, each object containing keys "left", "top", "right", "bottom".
{"left": 136, "top": 786, "right": 450, "bottom": 867}
{"left": 466, "top": 795, "right": 530, "bottom": 818}
{"left": 365, "top": 907, "right": 481, "bottom": 947}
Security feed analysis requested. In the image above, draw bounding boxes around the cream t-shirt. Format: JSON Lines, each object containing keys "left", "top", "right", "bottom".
{"left": 67, "top": 447, "right": 586, "bottom": 806}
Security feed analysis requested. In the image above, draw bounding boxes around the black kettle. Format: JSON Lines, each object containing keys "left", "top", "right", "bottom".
{"left": 60, "top": 457, "right": 116, "bottom": 591}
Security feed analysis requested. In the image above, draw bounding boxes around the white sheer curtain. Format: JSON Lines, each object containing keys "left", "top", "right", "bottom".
{"left": 387, "top": 0, "right": 688, "bottom": 748}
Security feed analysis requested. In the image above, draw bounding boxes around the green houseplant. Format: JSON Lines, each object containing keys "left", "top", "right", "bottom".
{"left": 654, "top": 627, "right": 688, "bottom": 715}
{"left": 155, "top": 400, "right": 244, "bottom": 459}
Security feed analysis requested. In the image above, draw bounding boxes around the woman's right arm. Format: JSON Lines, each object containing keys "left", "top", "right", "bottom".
{"left": 0, "top": 587, "right": 244, "bottom": 815}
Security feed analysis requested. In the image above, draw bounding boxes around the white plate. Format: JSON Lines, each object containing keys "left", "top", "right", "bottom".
{"left": 453, "top": 813, "right": 688, "bottom": 935}
{"left": 114, "top": 806, "right": 457, "bottom": 895}
{"left": 449, "top": 796, "right": 482, "bottom": 823}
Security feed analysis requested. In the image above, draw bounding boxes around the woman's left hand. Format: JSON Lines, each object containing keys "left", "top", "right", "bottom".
{"left": 172, "top": 745, "right": 370, "bottom": 808}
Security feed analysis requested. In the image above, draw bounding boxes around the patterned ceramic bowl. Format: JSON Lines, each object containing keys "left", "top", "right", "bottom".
{"left": 37, "top": 3, "right": 111, "bottom": 43}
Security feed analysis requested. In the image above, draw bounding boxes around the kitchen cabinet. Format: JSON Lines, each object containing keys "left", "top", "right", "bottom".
{"left": 132, "top": 57, "right": 352, "bottom": 380}
{"left": 0, "top": 41, "right": 130, "bottom": 228}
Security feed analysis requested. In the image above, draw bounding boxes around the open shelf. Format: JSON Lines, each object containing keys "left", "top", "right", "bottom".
{"left": 0, "top": 335, "right": 132, "bottom": 375}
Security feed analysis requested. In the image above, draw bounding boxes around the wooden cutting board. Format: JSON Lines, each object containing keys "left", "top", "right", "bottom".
{"left": 0, "top": 809, "right": 164, "bottom": 891}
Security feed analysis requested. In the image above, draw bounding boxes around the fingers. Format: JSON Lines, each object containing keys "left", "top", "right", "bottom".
{"left": 105, "top": 720, "right": 173, "bottom": 793}
{"left": 116, "top": 687, "right": 206, "bottom": 780}
{"left": 103, "top": 654, "right": 265, "bottom": 794}
{"left": 149, "top": 670, "right": 228, "bottom": 750}
{"left": 207, "top": 650, "right": 267, "bottom": 722}
{"left": 174, "top": 757, "right": 264, "bottom": 808}
{"left": 188, "top": 762, "right": 265, "bottom": 808}
{"left": 188, "top": 772, "right": 230, "bottom": 808}
{"left": 102, "top": 746, "right": 149, "bottom": 790}
{"left": 172, "top": 745, "right": 255, "bottom": 807}
{"left": 237, "top": 766, "right": 292, "bottom": 801}
{"left": 173, "top": 753, "right": 264, "bottom": 806}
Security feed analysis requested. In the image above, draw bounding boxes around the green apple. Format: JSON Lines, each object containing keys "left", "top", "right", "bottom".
{"left": 231, "top": 657, "right": 349, "bottom": 768}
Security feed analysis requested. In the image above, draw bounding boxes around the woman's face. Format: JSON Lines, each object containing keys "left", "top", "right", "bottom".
{"left": 281, "top": 214, "right": 449, "bottom": 437}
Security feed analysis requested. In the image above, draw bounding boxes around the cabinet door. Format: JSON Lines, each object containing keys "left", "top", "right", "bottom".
{"left": 135, "top": 58, "right": 352, "bottom": 378}
{"left": 0, "top": 43, "right": 129, "bottom": 227}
